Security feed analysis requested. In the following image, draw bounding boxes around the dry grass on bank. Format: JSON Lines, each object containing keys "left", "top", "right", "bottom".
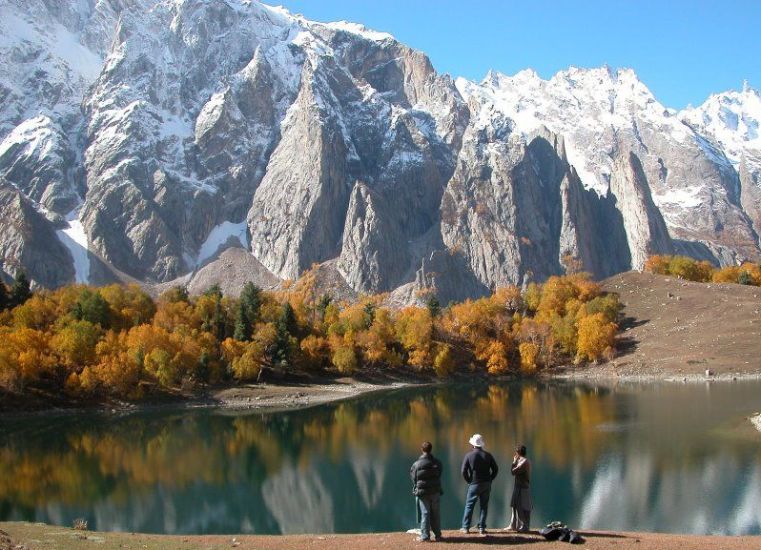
{"left": 585, "top": 271, "right": 761, "bottom": 378}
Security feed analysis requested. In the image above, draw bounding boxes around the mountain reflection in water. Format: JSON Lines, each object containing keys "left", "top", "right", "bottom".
{"left": 1, "top": 381, "right": 760, "bottom": 535}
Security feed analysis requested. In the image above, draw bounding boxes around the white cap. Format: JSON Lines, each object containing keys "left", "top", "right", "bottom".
{"left": 469, "top": 434, "right": 485, "bottom": 448}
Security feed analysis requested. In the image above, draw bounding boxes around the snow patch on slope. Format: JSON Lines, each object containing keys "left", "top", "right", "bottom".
{"left": 196, "top": 220, "right": 249, "bottom": 267}
{"left": 654, "top": 186, "right": 703, "bottom": 208}
{"left": 680, "top": 85, "right": 761, "bottom": 166}
{"left": 0, "top": 9, "right": 103, "bottom": 90}
{"left": 325, "top": 21, "right": 394, "bottom": 41}
{"left": 0, "top": 115, "right": 59, "bottom": 159}
{"left": 56, "top": 209, "right": 90, "bottom": 284}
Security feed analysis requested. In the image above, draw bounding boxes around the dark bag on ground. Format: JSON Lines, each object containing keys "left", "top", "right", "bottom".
{"left": 539, "top": 525, "right": 565, "bottom": 541}
{"left": 540, "top": 522, "right": 585, "bottom": 544}
{"left": 559, "top": 528, "right": 585, "bottom": 544}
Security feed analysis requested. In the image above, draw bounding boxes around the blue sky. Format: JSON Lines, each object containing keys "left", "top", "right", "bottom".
{"left": 273, "top": 0, "right": 760, "bottom": 109}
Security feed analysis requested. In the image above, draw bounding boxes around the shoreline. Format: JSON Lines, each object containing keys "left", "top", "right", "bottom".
{"left": 0, "top": 376, "right": 432, "bottom": 418}
{"left": 549, "top": 367, "right": 761, "bottom": 384}
{"left": 4, "top": 367, "right": 761, "bottom": 418}
{"left": 2, "top": 522, "right": 761, "bottom": 550}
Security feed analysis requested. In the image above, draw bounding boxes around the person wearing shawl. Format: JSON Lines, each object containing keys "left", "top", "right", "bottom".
{"left": 507, "top": 444, "right": 532, "bottom": 532}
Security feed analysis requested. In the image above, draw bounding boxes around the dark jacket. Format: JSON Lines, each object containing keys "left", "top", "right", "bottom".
{"left": 461, "top": 447, "right": 499, "bottom": 484}
{"left": 410, "top": 452, "right": 443, "bottom": 497}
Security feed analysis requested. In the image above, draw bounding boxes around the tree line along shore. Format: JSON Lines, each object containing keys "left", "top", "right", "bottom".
{"left": 1, "top": 254, "right": 759, "bottom": 407}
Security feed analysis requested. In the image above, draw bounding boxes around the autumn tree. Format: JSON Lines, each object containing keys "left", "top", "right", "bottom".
{"left": 667, "top": 256, "right": 710, "bottom": 282}
{"left": 12, "top": 294, "right": 57, "bottom": 330}
{"left": 522, "top": 282, "right": 541, "bottom": 313}
{"left": 433, "top": 344, "right": 456, "bottom": 377}
{"left": 519, "top": 342, "right": 540, "bottom": 373}
{"left": 75, "top": 330, "right": 141, "bottom": 397}
{"left": 479, "top": 340, "right": 510, "bottom": 374}
{"left": 578, "top": 294, "right": 623, "bottom": 323}
{"left": 395, "top": 307, "right": 433, "bottom": 369}
{"left": 154, "top": 299, "right": 200, "bottom": 332}
{"left": 331, "top": 333, "right": 358, "bottom": 374}
{"left": 300, "top": 334, "right": 329, "bottom": 369}
{"left": 195, "top": 288, "right": 231, "bottom": 341}
{"left": 221, "top": 338, "right": 264, "bottom": 381}
{"left": 357, "top": 308, "right": 399, "bottom": 366}
{"left": 576, "top": 313, "right": 617, "bottom": 363}
{"left": 0, "top": 328, "right": 56, "bottom": 390}
{"left": 643, "top": 255, "right": 670, "bottom": 275}
{"left": 52, "top": 320, "right": 101, "bottom": 371}
{"left": 99, "top": 284, "right": 156, "bottom": 329}
{"left": 161, "top": 285, "right": 190, "bottom": 304}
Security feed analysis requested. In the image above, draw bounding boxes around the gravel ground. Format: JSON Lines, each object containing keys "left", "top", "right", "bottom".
{"left": 2, "top": 524, "right": 761, "bottom": 550}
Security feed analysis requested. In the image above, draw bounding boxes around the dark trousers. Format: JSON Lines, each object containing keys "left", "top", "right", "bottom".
{"left": 461, "top": 481, "right": 491, "bottom": 530}
{"left": 418, "top": 494, "right": 441, "bottom": 540}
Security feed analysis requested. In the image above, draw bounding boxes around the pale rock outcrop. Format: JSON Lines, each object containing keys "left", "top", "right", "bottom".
{"left": 608, "top": 151, "right": 674, "bottom": 269}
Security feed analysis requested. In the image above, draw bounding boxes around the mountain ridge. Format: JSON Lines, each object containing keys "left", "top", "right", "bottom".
{"left": 0, "top": 0, "right": 759, "bottom": 302}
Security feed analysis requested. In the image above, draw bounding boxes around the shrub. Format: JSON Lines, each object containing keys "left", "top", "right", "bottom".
{"left": 433, "top": 344, "right": 456, "bottom": 378}
{"left": 576, "top": 313, "right": 617, "bottom": 363}
{"left": 519, "top": 342, "right": 540, "bottom": 373}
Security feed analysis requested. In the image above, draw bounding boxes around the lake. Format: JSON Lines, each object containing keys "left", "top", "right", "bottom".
{"left": 1, "top": 381, "right": 760, "bottom": 536}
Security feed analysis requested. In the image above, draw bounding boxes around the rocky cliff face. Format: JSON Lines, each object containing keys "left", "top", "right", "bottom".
{"left": 1, "top": 0, "right": 759, "bottom": 301}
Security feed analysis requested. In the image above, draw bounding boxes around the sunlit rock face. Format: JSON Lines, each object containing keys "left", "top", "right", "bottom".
{"left": 1, "top": 1, "right": 760, "bottom": 300}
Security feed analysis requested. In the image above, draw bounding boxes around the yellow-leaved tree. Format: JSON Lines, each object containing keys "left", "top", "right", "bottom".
{"left": 575, "top": 313, "right": 617, "bottom": 363}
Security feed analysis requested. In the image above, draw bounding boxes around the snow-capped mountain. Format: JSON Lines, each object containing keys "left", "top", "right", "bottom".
{"left": 0, "top": 0, "right": 759, "bottom": 301}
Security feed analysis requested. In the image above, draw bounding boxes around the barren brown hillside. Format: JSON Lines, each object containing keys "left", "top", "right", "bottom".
{"left": 593, "top": 271, "right": 761, "bottom": 378}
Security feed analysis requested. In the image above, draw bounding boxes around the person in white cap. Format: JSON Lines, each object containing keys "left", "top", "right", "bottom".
{"left": 459, "top": 434, "right": 499, "bottom": 535}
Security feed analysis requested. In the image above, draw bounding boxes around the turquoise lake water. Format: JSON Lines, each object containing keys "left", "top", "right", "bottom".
{"left": 1, "top": 380, "right": 760, "bottom": 535}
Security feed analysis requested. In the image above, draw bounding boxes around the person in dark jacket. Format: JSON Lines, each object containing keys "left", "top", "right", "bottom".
{"left": 410, "top": 441, "right": 444, "bottom": 542}
{"left": 507, "top": 444, "right": 532, "bottom": 532}
{"left": 460, "top": 434, "right": 498, "bottom": 535}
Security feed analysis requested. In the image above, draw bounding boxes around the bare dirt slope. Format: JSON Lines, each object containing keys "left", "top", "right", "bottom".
{"left": 596, "top": 272, "right": 761, "bottom": 378}
{"left": 2, "top": 524, "right": 761, "bottom": 550}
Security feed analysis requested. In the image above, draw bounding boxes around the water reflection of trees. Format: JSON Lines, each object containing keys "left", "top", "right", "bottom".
{"left": 2, "top": 382, "right": 760, "bottom": 534}
{"left": 0, "top": 383, "right": 616, "bottom": 507}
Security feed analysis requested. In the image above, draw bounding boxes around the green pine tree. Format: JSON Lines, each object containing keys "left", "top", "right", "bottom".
{"left": 738, "top": 270, "right": 753, "bottom": 285}
{"left": 233, "top": 301, "right": 250, "bottom": 341}
{"left": 233, "top": 283, "right": 261, "bottom": 341}
{"left": 426, "top": 295, "right": 441, "bottom": 318}
{"left": 273, "top": 302, "right": 296, "bottom": 367}
{"left": 316, "top": 294, "right": 332, "bottom": 322}
{"left": 73, "top": 289, "right": 111, "bottom": 328}
{"left": 9, "top": 271, "right": 31, "bottom": 307}
{"left": 0, "top": 281, "right": 9, "bottom": 311}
